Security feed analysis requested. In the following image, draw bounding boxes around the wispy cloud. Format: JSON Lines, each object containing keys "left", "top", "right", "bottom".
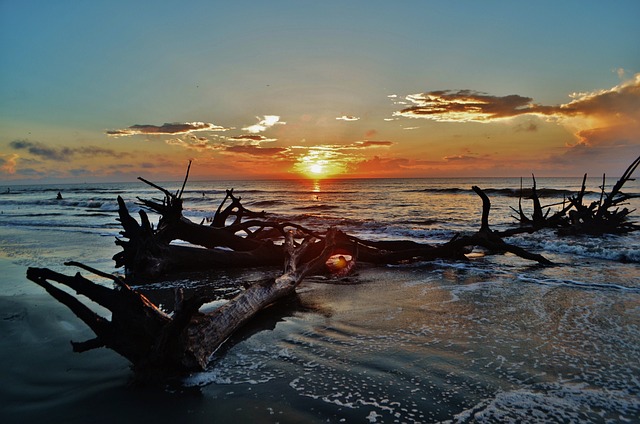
{"left": 443, "top": 155, "right": 475, "bottom": 162}
{"left": 0, "top": 153, "right": 19, "bottom": 174}
{"left": 242, "top": 115, "right": 285, "bottom": 133}
{"left": 106, "top": 122, "right": 228, "bottom": 136}
{"left": 223, "top": 145, "right": 288, "bottom": 156}
{"left": 9, "top": 140, "right": 127, "bottom": 161}
{"left": 353, "top": 141, "right": 393, "bottom": 148}
{"left": 336, "top": 115, "right": 360, "bottom": 121}
{"left": 166, "top": 135, "right": 216, "bottom": 151}
{"left": 350, "top": 155, "right": 441, "bottom": 177}
{"left": 228, "top": 135, "right": 274, "bottom": 142}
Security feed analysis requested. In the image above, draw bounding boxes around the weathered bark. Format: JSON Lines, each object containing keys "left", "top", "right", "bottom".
{"left": 26, "top": 229, "right": 345, "bottom": 382}
{"left": 23, "top": 158, "right": 640, "bottom": 383}
{"left": 504, "top": 156, "right": 640, "bottom": 236}
{"left": 560, "top": 155, "right": 640, "bottom": 235}
{"left": 508, "top": 175, "right": 571, "bottom": 233}
{"left": 113, "top": 196, "right": 285, "bottom": 279}
{"left": 116, "top": 171, "right": 558, "bottom": 280}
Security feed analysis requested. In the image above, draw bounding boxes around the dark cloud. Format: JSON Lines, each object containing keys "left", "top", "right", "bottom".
{"left": 395, "top": 90, "right": 557, "bottom": 122}
{"left": 515, "top": 122, "right": 538, "bottom": 132}
{"left": 10, "top": 140, "right": 68, "bottom": 160}
{"left": 69, "top": 168, "right": 93, "bottom": 176}
{"left": 106, "top": 122, "right": 227, "bottom": 136}
{"left": 228, "top": 135, "right": 272, "bottom": 142}
{"left": 395, "top": 74, "right": 640, "bottom": 126}
{"left": 10, "top": 140, "right": 127, "bottom": 161}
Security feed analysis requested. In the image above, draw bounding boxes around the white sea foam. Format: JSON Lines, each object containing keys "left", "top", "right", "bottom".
{"left": 446, "top": 382, "right": 639, "bottom": 423}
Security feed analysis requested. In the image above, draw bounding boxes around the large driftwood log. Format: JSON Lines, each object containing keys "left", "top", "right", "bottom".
{"left": 113, "top": 196, "right": 285, "bottom": 279}
{"left": 115, "top": 180, "right": 553, "bottom": 280}
{"left": 22, "top": 157, "right": 640, "bottom": 383}
{"left": 27, "top": 229, "right": 345, "bottom": 381}
{"left": 115, "top": 156, "right": 640, "bottom": 277}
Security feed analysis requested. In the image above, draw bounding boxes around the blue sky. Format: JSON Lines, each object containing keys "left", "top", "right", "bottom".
{"left": 1, "top": 0, "right": 639, "bottom": 182}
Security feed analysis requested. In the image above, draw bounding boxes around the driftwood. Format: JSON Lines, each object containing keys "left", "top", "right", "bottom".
{"left": 559, "top": 156, "right": 640, "bottom": 235}
{"left": 505, "top": 155, "right": 639, "bottom": 237}
{"left": 115, "top": 175, "right": 555, "bottom": 280}
{"left": 24, "top": 156, "right": 640, "bottom": 382}
{"left": 27, "top": 229, "right": 345, "bottom": 381}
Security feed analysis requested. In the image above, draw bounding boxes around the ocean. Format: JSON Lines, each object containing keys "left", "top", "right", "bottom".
{"left": 1, "top": 177, "right": 639, "bottom": 423}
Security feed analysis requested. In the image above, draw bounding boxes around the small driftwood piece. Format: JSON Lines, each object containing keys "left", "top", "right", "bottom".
{"left": 505, "top": 155, "right": 639, "bottom": 236}
{"left": 561, "top": 155, "right": 640, "bottom": 235}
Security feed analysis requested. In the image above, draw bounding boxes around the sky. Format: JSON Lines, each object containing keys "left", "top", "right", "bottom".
{"left": 1, "top": 0, "right": 639, "bottom": 183}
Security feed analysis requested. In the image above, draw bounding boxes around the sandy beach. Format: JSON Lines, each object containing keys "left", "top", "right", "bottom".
{"left": 1, "top": 180, "right": 639, "bottom": 423}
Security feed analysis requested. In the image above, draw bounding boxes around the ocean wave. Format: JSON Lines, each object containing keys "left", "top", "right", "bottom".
{"left": 293, "top": 204, "right": 339, "bottom": 211}
{"left": 0, "top": 212, "right": 64, "bottom": 217}
{"left": 536, "top": 238, "right": 639, "bottom": 263}
{"left": 248, "top": 200, "right": 285, "bottom": 207}
{"left": 404, "top": 188, "right": 466, "bottom": 194}
{"left": 485, "top": 187, "right": 581, "bottom": 198}
{"left": 404, "top": 219, "right": 439, "bottom": 226}
{"left": 450, "top": 382, "right": 639, "bottom": 423}
{"left": 408, "top": 187, "right": 584, "bottom": 198}
{"left": 516, "top": 275, "right": 640, "bottom": 292}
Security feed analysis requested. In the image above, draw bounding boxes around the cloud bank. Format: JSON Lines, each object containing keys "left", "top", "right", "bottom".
{"left": 106, "top": 122, "right": 227, "bottom": 136}
{"left": 395, "top": 73, "right": 640, "bottom": 125}
{"left": 10, "top": 140, "right": 127, "bottom": 161}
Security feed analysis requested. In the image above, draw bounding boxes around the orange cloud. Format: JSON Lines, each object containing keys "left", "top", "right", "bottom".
{"left": 396, "top": 74, "right": 640, "bottom": 162}
{"left": 443, "top": 154, "right": 483, "bottom": 162}
{"left": 223, "top": 145, "right": 288, "bottom": 156}
{"left": 1, "top": 153, "right": 18, "bottom": 174}
{"left": 353, "top": 141, "right": 393, "bottom": 148}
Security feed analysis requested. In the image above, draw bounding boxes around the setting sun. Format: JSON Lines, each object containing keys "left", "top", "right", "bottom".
{"left": 309, "top": 163, "right": 323, "bottom": 174}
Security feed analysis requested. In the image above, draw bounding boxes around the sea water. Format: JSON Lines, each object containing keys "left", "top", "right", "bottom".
{"left": 0, "top": 177, "right": 639, "bottom": 423}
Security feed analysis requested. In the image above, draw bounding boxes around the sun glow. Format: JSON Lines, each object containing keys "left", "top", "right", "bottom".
{"left": 309, "top": 163, "right": 324, "bottom": 174}
{"left": 293, "top": 147, "right": 351, "bottom": 178}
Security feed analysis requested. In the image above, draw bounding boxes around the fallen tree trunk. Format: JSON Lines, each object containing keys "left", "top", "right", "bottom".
{"left": 23, "top": 158, "right": 640, "bottom": 383}
{"left": 113, "top": 196, "right": 286, "bottom": 279}
{"left": 115, "top": 181, "right": 552, "bottom": 280}
{"left": 27, "top": 229, "right": 344, "bottom": 382}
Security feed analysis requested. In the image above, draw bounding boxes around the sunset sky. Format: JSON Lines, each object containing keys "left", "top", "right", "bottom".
{"left": 1, "top": 1, "right": 639, "bottom": 182}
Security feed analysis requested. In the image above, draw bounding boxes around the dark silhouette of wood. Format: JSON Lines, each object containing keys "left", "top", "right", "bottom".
{"left": 25, "top": 157, "right": 640, "bottom": 382}
{"left": 560, "top": 156, "right": 640, "bottom": 235}
{"left": 115, "top": 178, "right": 553, "bottom": 280}
{"left": 504, "top": 155, "right": 639, "bottom": 236}
{"left": 113, "top": 196, "right": 284, "bottom": 280}
{"left": 27, "top": 229, "right": 345, "bottom": 381}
